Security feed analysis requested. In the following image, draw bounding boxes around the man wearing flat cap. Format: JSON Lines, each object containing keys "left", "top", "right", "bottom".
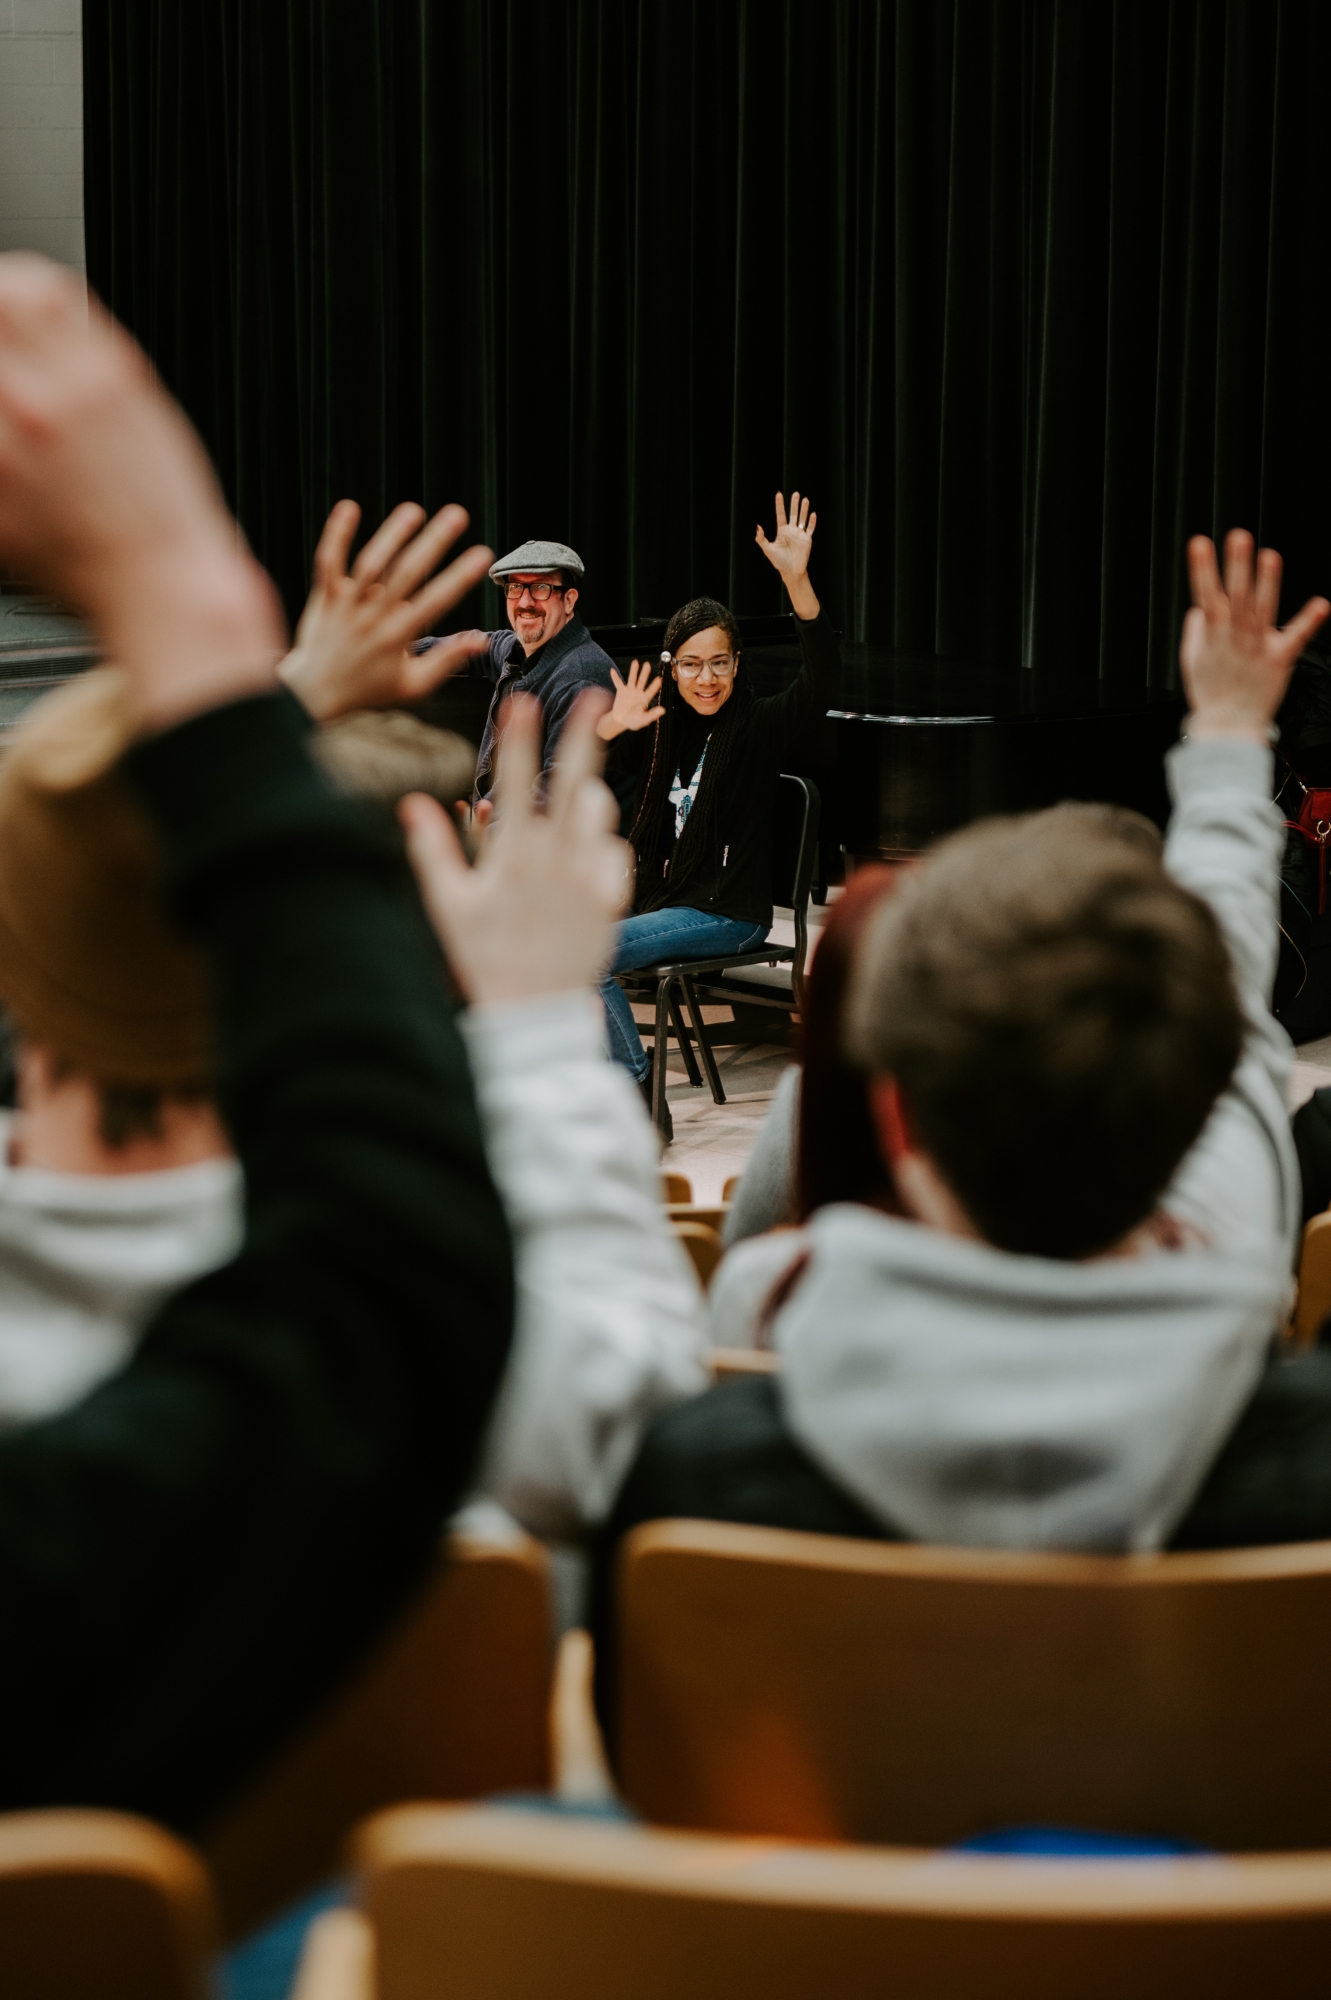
{"left": 421, "top": 537, "right": 616, "bottom": 804}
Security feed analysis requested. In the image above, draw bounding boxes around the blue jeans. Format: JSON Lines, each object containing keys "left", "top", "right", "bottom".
{"left": 600, "top": 908, "right": 769, "bottom": 1080}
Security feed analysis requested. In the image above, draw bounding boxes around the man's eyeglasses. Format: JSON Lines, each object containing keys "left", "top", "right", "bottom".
{"left": 503, "top": 579, "right": 566, "bottom": 602}
{"left": 673, "top": 654, "right": 737, "bottom": 681}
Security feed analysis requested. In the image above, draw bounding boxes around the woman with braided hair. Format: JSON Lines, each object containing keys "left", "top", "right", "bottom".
{"left": 596, "top": 492, "right": 840, "bottom": 1091}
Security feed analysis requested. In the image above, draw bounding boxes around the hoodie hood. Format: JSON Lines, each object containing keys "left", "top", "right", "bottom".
{"left": 776, "top": 1203, "right": 1291, "bottom": 1554}
{"left": 0, "top": 1111, "right": 243, "bottom": 1427}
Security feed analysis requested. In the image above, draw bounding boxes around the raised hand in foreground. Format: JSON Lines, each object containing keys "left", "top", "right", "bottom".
{"left": 756, "top": 490, "right": 820, "bottom": 619}
{"left": 402, "top": 690, "right": 630, "bottom": 1005}
{"left": 280, "top": 498, "right": 493, "bottom": 721}
{"left": 0, "top": 254, "right": 283, "bottom": 733}
{"left": 1181, "top": 529, "right": 1329, "bottom": 741}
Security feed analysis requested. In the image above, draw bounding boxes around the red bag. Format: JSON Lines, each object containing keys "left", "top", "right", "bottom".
{"left": 1285, "top": 782, "right": 1331, "bottom": 915}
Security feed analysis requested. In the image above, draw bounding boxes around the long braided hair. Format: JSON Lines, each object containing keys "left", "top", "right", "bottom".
{"left": 630, "top": 595, "right": 753, "bottom": 913}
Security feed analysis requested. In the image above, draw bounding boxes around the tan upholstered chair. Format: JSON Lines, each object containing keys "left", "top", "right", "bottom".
{"left": 291, "top": 1801, "right": 1331, "bottom": 2000}
{"left": 616, "top": 1519, "right": 1331, "bottom": 1851}
{"left": 0, "top": 1809, "right": 216, "bottom": 2000}
{"left": 204, "top": 1530, "right": 553, "bottom": 1941}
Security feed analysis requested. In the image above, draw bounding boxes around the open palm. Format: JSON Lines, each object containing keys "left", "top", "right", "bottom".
{"left": 607, "top": 659, "right": 665, "bottom": 732}
{"left": 756, "top": 491, "right": 816, "bottom": 581}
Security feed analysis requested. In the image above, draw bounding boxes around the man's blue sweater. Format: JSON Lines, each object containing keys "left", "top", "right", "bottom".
{"left": 456, "top": 617, "right": 617, "bottom": 799}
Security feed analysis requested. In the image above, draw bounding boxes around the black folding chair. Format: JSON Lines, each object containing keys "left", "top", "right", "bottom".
{"left": 618, "top": 775, "right": 821, "bottom": 1139}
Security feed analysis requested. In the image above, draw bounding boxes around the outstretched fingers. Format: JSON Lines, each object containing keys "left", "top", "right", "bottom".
{"left": 312, "top": 500, "right": 360, "bottom": 592}
{"left": 491, "top": 693, "right": 543, "bottom": 828}
{"left": 1187, "top": 535, "right": 1226, "bottom": 620}
{"left": 1279, "top": 593, "right": 1331, "bottom": 662}
{"left": 774, "top": 491, "right": 788, "bottom": 528}
{"left": 401, "top": 789, "right": 470, "bottom": 896}
{"left": 547, "top": 689, "right": 610, "bottom": 830}
{"left": 351, "top": 501, "right": 427, "bottom": 587}
{"left": 403, "top": 540, "right": 495, "bottom": 632}
{"left": 1252, "top": 545, "right": 1284, "bottom": 632}
{"left": 400, "top": 791, "right": 476, "bottom": 987}
{"left": 382, "top": 501, "right": 472, "bottom": 600}
{"left": 1221, "top": 526, "right": 1255, "bottom": 609}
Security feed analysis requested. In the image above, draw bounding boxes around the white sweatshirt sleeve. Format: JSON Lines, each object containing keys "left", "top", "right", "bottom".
{"left": 1162, "top": 735, "right": 1300, "bottom": 1262}
{"left": 460, "top": 991, "right": 707, "bottom": 1542}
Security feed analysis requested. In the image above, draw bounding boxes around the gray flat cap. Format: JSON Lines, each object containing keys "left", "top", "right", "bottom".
{"left": 489, "top": 538, "right": 585, "bottom": 583}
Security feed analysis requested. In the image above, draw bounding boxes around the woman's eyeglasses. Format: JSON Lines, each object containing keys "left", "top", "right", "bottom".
{"left": 673, "top": 654, "right": 737, "bottom": 681}
{"left": 503, "top": 579, "right": 566, "bottom": 602}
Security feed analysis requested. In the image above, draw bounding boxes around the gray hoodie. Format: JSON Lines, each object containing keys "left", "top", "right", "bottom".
{"left": 708, "top": 735, "right": 1298, "bottom": 1552}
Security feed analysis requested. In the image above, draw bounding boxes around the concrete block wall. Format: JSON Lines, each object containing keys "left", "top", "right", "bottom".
{"left": 0, "top": 0, "right": 82, "bottom": 271}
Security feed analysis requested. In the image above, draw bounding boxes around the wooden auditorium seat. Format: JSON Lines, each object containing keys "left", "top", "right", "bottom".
{"left": 1291, "top": 1207, "right": 1331, "bottom": 1346}
{"left": 0, "top": 1809, "right": 216, "bottom": 2000}
{"left": 665, "top": 1201, "right": 730, "bottom": 1233}
{"left": 291, "top": 1801, "right": 1331, "bottom": 2000}
{"left": 670, "top": 1220, "right": 725, "bottom": 1290}
{"left": 615, "top": 1519, "right": 1331, "bottom": 1852}
{"left": 203, "top": 1531, "right": 553, "bottom": 1942}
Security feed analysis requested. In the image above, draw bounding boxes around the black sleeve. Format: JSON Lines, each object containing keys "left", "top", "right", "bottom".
{"left": 588, "top": 1376, "right": 889, "bottom": 1753}
{"left": 1170, "top": 1349, "right": 1331, "bottom": 1550}
{"left": 1292, "top": 1087, "right": 1331, "bottom": 1225}
{"left": 603, "top": 726, "right": 653, "bottom": 835}
{"left": 753, "top": 608, "right": 841, "bottom": 754}
{"left": 0, "top": 691, "right": 514, "bottom": 1831}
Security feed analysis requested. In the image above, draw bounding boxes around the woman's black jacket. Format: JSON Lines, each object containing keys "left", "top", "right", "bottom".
{"left": 606, "top": 609, "right": 840, "bottom": 928}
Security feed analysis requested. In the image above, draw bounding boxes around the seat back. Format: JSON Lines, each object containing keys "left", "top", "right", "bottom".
{"left": 1292, "top": 1208, "right": 1331, "bottom": 1345}
{"left": 204, "top": 1532, "right": 552, "bottom": 1940}
{"left": 0, "top": 1810, "right": 216, "bottom": 2000}
{"left": 617, "top": 1519, "right": 1331, "bottom": 1851}
{"left": 671, "top": 1219, "right": 724, "bottom": 1289}
{"left": 312, "top": 1801, "right": 1331, "bottom": 2000}
{"left": 771, "top": 775, "right": 820, "bottom": 1005}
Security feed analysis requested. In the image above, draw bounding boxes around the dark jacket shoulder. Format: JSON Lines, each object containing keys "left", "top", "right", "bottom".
{"left": 1170, "top": 1349, "right": 1331, "bottom": 1549}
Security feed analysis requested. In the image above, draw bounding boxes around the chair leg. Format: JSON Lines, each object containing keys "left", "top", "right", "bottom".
{"left": 669, "top": 988, "right": 704, "bottom": 1088}
{"left": 681, "top": 975, "right": 726, "bottom": 1105}
{"left": 652, "top": 979, "right": 674, "bottom": 1141}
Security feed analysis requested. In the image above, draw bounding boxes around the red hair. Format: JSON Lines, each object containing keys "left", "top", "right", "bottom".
{"left": 796, "top": 865, "right": 903, "bottom": 1220}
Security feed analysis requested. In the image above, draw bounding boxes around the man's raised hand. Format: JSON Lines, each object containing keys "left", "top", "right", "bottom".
{"left": 402, "top": 690, "right": 631, "bottom": 1007}
{"left": 0, "top": 254, "right": 283, "bottom": 732}
{"left": 596, "top": 658, "right": 665, "bottom": 741}
{"left": 281, "top": 498, "right": 493, "bottom": 722}
{"left": 1181, "top": 530, "right": 1329, "bottom": 741}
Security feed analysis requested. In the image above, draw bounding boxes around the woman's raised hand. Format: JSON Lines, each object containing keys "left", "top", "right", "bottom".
{"left": 756, "top": 492, "right": 820, "bottom": 619}
{"left": 596, "top": 657, "right": 666, "bottom": 741}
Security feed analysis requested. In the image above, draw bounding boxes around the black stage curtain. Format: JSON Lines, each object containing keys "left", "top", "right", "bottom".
{"left": 84, "top": 1, "right": 1331, "bottom": 681}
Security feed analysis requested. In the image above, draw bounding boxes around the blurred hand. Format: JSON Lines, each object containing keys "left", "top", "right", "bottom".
{"left": 1181, "top": 530, "right": 1328, "bottom": 741}
{"left": 596, "top": 657, "right": 665, "bottom": 741}
{"left": 0, "top": 255, "right": 283, "bottom": 732}
{"left": 403, "top": 690, "right": 631, "bottom": 1006}
{"left": 281, "top": 498, "right": 493, "bottom": 722}
{"left": 756, "top": 491, "right": 820, "bottom": 619}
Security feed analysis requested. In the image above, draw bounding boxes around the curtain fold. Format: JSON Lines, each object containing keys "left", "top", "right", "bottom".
{"left": 84, "top": 0, "right": 1330, "bottom": 680}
